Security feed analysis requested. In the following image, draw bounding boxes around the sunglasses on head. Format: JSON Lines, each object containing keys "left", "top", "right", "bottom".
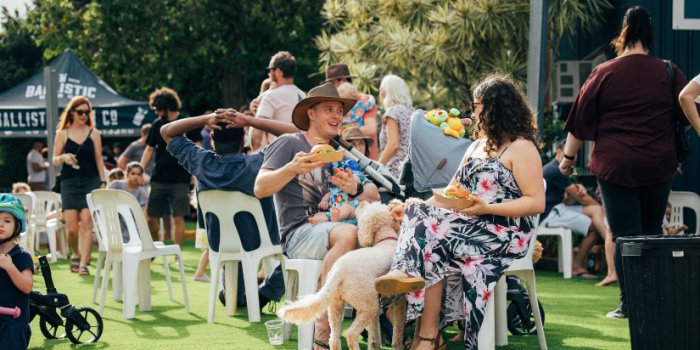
{"left": 73, "top": 109, "right": 91, "bottom": 116}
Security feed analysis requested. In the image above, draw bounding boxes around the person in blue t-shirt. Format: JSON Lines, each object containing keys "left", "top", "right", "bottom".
{"left": 0, "top": 194, "right": 33, "bottom": 350}
{"left": 161, "top": 108, "right": 297, "bottom": 309}
{"left": 541, "top": 141, "right": 616, "bottom": 284}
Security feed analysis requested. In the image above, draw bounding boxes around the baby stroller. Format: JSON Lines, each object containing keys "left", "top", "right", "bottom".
{"left": 29, "top": 255, "right": 104, "bottom": 344}
{"left": 331, "top": 135, "right": 404, "bottom": 203}
{"left": 399, "top": 110, "right": 472, "bottom": 199}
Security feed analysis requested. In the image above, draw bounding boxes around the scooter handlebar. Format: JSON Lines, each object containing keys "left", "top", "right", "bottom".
{"left": 0, "top": 306, "right": 21, "bottom": 318}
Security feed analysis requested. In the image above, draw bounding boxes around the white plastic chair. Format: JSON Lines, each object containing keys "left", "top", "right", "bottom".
{"left": 283, "top": 258, "right": 323, "bottom": 350}
{"left": 87, "top": 193, "right": 174, "bottom": 304}
{"left": 14, "top": 192, "right": 36, "bottom": 260}
{"left": 668, "top": 191, "right": 700, "bottom": 235}
{"left": 479, "top": 215, "right": 547, "bottom": 350}
{"left": 30, "top": 191, "right": 65, "bottom": 262}
{"left": 197, "top": 190, "right": 285, "bottom": 323}
{"left": 534, "top": 226, "right": 572, "bottom": 278}
{"left": 90, "top": 189, "right": 189, "bottom": 319}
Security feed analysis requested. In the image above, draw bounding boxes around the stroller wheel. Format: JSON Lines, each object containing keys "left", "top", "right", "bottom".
{"left": 65, "top": 307, "right": 103, "bottom": 344}
{"left": 506, "top": 299, "right": 545, "bottom": 336}
{"left": 39, "top": 315, "right": 66, "bottom": 339}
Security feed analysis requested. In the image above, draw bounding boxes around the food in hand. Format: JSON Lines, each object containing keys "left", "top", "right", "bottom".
{"left": 310, "top": 143, "right": 345, "bottom": 163}
{"left": 433, "top": 186, "right": 474, "bottom": 210}
{"left": 443, "top": 186, "right": 470, "bottom": 199}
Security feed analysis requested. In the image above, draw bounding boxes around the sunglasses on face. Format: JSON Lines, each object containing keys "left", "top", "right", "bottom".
{"left": 129, "top": 172, "right": 143, "bottom": 176}
{"left": 73, "top": 109, "right": 91, "bottom": 116}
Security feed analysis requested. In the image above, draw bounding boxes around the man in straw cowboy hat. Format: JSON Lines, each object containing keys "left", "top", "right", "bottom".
{"left": 255, "top": 82, "right": 380, "bottom": 349}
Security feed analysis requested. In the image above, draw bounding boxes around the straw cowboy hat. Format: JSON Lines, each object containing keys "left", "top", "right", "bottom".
{"left": 324, "top": 64, "right": 356, "bottom": 83}
{"left": 292, "top": 82, "right": 356, "bottom": 131}
{"left": 341, "top": 127, "right": 374, "bottom": 147}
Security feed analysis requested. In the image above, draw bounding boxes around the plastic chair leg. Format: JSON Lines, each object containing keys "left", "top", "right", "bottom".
{"left": 283, "top": 270, "right": 298, "bottom": 341}
{"left": 92, "top": 252, "right": 104, "bottom": 304}
{"left": 523, "top": 271, "right": 547, "bottom": 350}
{"left": 562, "top": 233, "right": 572, "bottom": 279}
{"left": 113, "top": 261, "right": 123, "bottom": 302}
{"left": 121, "top": 259, "right": 139, "bottom": 319}
{"left": 137, "top": 259, "right": 152, "bottom": 312}
{"left": 98, "top": 255, "right": 113, "bottom": 316}
{"left": 46, "top": 226, "right": 57, "bottom": 263}
{"left": 162, "top": 255, "right": 174, "bottom": 302}
{"left": 207, "top": 254, "right": 220, "bottom": 324}
{"left": 176, "top": 253, "right": 189, "bottom": 313}
{"left": 224, "top": 261, "right": 239, "bottom": 317}
{"left": 242, "top": 258, "right": 262, "bottom": 322}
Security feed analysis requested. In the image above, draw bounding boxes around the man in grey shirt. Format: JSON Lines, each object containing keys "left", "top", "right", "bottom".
{"left": 118, "top": 123, "right": 154, "bottom": 176}
{"left": 255, "top": 82, "right": 379, "bottom": 349}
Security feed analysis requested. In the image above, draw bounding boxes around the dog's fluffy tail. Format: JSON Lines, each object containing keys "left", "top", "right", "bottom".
{"left": 277, "top": 268, "right": 341, "bottom": 325}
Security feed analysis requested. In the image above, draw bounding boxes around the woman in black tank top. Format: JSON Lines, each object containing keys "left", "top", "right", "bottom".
{"left": 51, "top": 96, "right": 106, "bottom": 275}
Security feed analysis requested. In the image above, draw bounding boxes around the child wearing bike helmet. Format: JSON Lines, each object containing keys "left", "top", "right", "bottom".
{"left": 0, "top": 194, "right": 34, "bottom": 349}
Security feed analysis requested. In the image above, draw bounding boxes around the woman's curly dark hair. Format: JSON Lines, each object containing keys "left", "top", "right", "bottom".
{"left": 472, "top": 74, "right": 540, "bottom": 154}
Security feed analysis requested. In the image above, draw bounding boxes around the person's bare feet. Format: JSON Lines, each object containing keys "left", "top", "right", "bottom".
{"left": 596, "top": 275, "right": 618, "bottom": 286}
{"left": 308, "top": 212, "right": 329, "bottom": 225}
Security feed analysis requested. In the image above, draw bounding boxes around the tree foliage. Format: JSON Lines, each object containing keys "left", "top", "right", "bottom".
{"left": 316, "top": 0, "right": 612, "bottom": 111}
{"left": 9, "top": 0, "right": 325, "bottom": 114}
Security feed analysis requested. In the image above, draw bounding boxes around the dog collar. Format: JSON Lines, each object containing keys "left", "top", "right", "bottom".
{"left": 375, "top": 237, "right": 398, "bottom": 245}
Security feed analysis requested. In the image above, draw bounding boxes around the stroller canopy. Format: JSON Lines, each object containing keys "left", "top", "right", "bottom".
{"left": 409, "top": 110, "right": 472, "bottom": 192}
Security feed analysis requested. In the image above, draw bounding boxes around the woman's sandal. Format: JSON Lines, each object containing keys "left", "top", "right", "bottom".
{"left": 312, "top": 339, "right": 330, "bottom": 349}
{"left": 374, "top": 275, "right": 426, "bottom": 296}
{"left": 70, "top": 257, "right": 80, "bottom": 273}
{"left": 410, "top": 335, "right": 446, "bottom": 350}
{"left": 78, "top": 266, "right": 90, "bottom": 276}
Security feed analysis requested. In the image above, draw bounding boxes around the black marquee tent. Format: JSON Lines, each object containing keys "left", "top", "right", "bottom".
{"left": 0, "top": 49, "right": 154, "bottom": 138}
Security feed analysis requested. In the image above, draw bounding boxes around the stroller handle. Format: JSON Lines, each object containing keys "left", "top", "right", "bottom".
{"left": 330, "top": 136, "right": 404, "bottom": 200}
{"left": 0, "top": 306, "right": 21, "bottom": 318}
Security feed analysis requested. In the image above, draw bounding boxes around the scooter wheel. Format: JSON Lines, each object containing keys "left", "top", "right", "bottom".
{"left": 65, "top": 307, "right": 103, "bottom": 344}
{"left": 506, "top": 299, "right": 545, "bottom": 335}
{"left": 39, "top": 315, "right": 66, "bottom": 339}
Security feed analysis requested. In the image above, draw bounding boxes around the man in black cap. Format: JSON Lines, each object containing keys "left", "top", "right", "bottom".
{"left": 255, "top": 82, "right": 380, "bottom": 349}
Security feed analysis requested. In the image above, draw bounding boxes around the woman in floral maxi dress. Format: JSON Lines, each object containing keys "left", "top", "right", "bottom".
{"left": 375, "top": 75, "right": 545, "bottom": 350}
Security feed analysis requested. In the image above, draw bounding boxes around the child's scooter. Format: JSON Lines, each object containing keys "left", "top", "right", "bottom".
{"left": 28, "top": 255, "right": 103, "bottom": 344}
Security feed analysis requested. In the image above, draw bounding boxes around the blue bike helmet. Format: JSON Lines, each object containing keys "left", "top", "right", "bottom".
{"left": 0, "top": 194, "right": 27, "bottom": 239}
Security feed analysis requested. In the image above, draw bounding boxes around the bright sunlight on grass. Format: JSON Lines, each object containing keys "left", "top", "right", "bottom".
{"left": 28, "top": 240, "right": 629, "bottom": 349}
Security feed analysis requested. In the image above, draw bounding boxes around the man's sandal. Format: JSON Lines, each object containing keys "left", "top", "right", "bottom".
{"left": 374, "top": 275, "right": 426, "bottom": 296}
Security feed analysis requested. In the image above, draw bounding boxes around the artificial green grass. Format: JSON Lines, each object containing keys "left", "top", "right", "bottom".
{"left": 27, "top": 241, "right": 630, "bottom": 349}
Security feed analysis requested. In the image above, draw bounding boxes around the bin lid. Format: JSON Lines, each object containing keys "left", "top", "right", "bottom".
{"left": 620, "top": 234, "right": 700, "bottom": 257}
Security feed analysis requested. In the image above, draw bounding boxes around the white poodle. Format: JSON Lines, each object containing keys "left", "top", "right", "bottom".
{"left": 278, "top": 200, "right": 410, "bottom": 350}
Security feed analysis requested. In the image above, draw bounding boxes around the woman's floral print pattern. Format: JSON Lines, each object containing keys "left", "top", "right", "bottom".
{"left": 391, "top": 154, "right": 535, "bottom": 350}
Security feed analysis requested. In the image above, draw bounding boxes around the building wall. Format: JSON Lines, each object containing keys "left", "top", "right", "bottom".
{"left": 557, "top": 0, "right": 700, "bottom": 193}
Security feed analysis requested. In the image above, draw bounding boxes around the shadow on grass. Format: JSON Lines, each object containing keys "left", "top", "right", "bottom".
{"left": 500, "top": 320, "right": 628, "bottom": 350}
{"left": 105, "top": 304, "right": 205, "bottom": 340}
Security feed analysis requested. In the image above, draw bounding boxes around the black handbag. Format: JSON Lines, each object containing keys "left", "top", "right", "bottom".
{"left": 664, "top": 60, "right": 690, "bottom": 162}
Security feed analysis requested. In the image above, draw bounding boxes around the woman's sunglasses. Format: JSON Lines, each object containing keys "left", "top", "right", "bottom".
{"left": 73, "top": 109, "right": 91, "bottom": 116}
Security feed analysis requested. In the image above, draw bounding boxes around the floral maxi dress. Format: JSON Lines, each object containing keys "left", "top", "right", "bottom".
{"left": 391, "top": 150, "right": 535, "bottom": 350}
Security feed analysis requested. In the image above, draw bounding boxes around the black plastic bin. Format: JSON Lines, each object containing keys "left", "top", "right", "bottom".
{"left": 619, "top": 235, "right": 700, "bottom": 350}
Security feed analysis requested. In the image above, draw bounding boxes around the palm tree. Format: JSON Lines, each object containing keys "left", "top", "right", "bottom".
{"left": 317, "top": 0, "right": 612, "bottom": 111}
